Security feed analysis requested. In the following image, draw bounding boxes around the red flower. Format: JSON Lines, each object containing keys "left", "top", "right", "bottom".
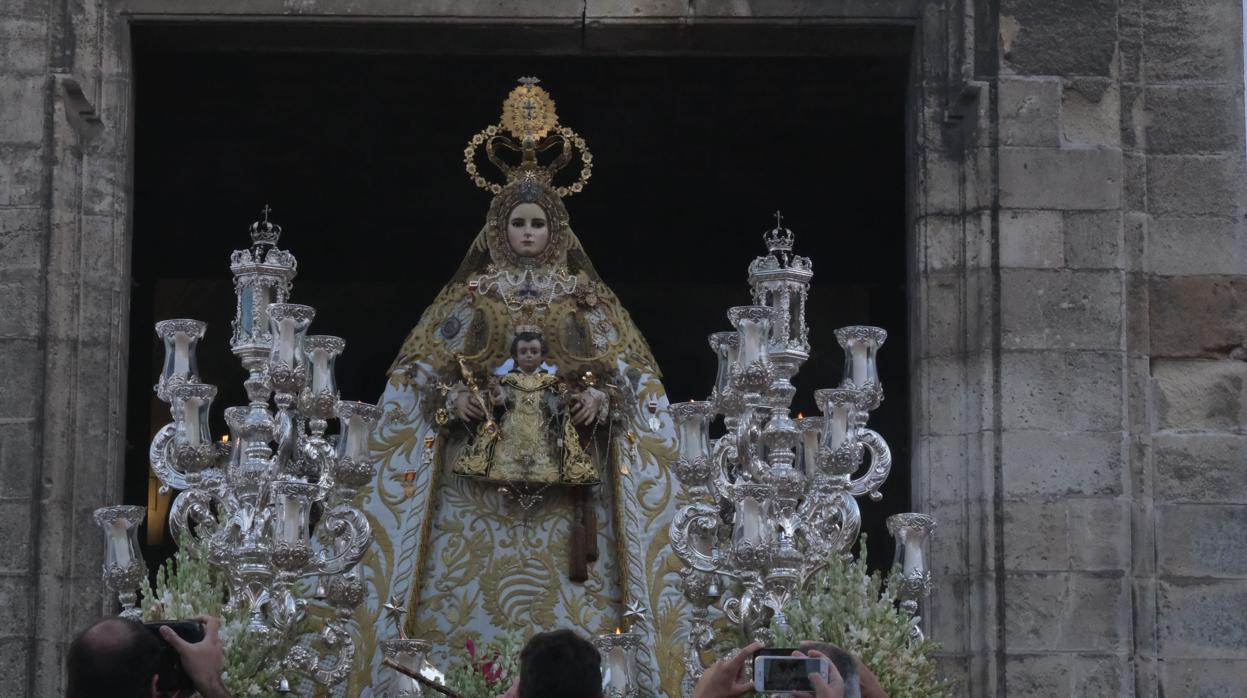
{"left": 480, "top": 651, "right": 505, "bottom": 683}
{"left": 465, "top": 637, "right": 476, "bottom": 659}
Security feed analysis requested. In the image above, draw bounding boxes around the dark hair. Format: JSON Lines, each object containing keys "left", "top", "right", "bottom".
{"left": 510, "top": 331, "right": 548, "bottom": 358}
{"left": 518, "top": 629, "right": 602, "bottom": 698}
{"left": 67, "top": 618, "right": 162, "bottom": 698}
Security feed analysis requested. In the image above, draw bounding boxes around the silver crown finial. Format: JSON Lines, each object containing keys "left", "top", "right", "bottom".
{"left": 764, "top": 210, "right": 795, "bottom": 252}
{"left": 249, "top": 204, "right": 282, "bottom": 246}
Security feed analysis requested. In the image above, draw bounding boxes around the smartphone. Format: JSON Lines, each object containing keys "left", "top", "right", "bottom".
{"left": 753, "top": 654, "right": 831, "bottom": 693}
{"left": 145, "top": 620, "right": 205, "bottom": 694}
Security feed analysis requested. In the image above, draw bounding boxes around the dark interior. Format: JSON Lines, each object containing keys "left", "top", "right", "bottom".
{"left": 126, "top": 22, "right": 913, "bottom": 571}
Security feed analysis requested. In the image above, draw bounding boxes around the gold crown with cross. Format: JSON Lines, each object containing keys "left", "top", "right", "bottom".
{"left": 463, "top": 77, "right": 594, "bottom": 198}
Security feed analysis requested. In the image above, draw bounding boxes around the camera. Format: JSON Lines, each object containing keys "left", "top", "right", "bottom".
{"left": 144, "top": 620, "right": 205, "bottom": 694}
{"left": 753, "top": 650, "right": 831, "bottom": 694}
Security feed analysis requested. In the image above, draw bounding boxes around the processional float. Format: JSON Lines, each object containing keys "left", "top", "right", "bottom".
{"left": 94, "top": 77, "right": 937, "bottom": 698}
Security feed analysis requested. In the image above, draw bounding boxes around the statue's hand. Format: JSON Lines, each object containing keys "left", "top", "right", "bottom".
{"left": 571, "top": 388, "right": 607, "bottom": 426}
{"left": 453, "top": 390, "right": 486, "bottom": 421}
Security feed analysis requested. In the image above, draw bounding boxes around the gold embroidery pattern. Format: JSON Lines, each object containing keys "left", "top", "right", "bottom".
{"left": 453, "top": 372, "right": 598, "bottom": 485}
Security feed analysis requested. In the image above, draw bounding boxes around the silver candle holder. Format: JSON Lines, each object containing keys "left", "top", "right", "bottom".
{"left": 595, "top": 630, "right": 643, "bottom": 698}
{"left": 93, "top": 505, "right": 147, "bottom": 620}
{"left": 887, "top": 512, "right": 937, "bottom": 616}
{"left": 669, "top": 215, "right": 931, "bottom": 694}
{"left": 104, "top": 208, "right": 376, "bottom": 692}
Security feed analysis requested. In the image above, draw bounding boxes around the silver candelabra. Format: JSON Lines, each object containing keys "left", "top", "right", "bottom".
{"left": 669, "top": 214, "right": 932, "bottom": 693}
{"left": 96, "top": 208, "right": 376, "bottom": 691}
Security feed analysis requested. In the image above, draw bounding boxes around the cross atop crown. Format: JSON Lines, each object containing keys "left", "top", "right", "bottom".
{"left": 249, "top": 204, "right": 282, "bottom": 246}
{"left": 764, "top": 209, "right": 795, "bottom": 252}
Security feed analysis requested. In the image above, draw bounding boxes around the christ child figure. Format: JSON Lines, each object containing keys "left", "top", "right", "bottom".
{"left": 452, "top": 331, "right": 604, "bottom": 485}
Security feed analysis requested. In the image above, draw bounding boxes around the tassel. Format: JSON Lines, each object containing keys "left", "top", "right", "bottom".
{"left": 569, "top": 520, "right": 588, "bottom": 583}
{"left": 582, "top": 488, "right": 599, "bottom": 562}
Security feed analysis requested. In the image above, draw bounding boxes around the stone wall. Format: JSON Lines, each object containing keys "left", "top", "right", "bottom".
{"left": 1, "top": 0, "right": 133, "bottom": 696}
{"left": 0, "top": 1, "right": 1243, "bottom": 696}
{"left": 992, "top": 0, "right": 1245, "bottom": 693}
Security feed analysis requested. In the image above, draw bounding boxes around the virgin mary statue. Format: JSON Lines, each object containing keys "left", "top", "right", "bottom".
{"left": 350, "top": 80, "right": 686, "bottom": 696}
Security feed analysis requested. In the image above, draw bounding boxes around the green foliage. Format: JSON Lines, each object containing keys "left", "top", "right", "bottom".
{"left": 774, "top": 542, "right": 955, "bottom": 698}
{"left": 138, "top": 540, "right": 287, "bottom": 697}
{"left": 444, "top": 631, "right": 521, "bottom": 698}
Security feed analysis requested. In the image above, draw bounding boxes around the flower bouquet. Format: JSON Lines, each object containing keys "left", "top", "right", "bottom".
{"left": 775, "top": 541, "right": 955, "bottom": 698}
{"left": 444, "top": 632, "right": 521, "bottom": 698}
{"left": 138, "top": 540, "right": 293, "bottom": 697}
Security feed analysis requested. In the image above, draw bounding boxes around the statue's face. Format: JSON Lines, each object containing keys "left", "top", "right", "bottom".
{"left": 514, "top": 339, "right": 545, "bottom": 373}
{"left": 506, "top": 202, "right": 550, "bottom": 257}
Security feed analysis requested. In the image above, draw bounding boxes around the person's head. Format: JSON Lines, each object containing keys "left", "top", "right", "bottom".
{"left": 506, "top": 202, "right": 550, "bottom": 258}
{"left": 67, "top": 618, "right": 162, "bottom": 698}
{"left": 518, "top": 629, "right": 602, "bottom": 698}
{"left": 510, "top": 331, "right": 548, "bottom": 373}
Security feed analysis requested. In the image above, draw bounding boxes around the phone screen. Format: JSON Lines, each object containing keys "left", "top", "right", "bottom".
{"left": 757, "top": 656, "right": 824, "bottom": 692}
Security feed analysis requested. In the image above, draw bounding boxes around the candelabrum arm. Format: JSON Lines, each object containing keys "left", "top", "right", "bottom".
{"left": 681, "top": 607, "right": 713, "bottom": 698}
{"left": 797, "top": 491, "right": 861, "bottom": 586}
{"left": 167, "top": 488, "right": 219, "bottom": 547}
{"left": 722, "top": 574, "right": 772, "bottom": 643}
{"left": 284, "top": 617, "right": 356, "bottom": 686}
{"left": 150, "top": 423, "right": 192, "bottom": 492}
{"left": 314, "top": 506, "right": 373, "bottom": 576}
{"left": 273, "top": 410, "right": 298, "bottom": 477}
{"left": 669, "top": 504, "right": 723, "bottom": 572}
{"left": 710, "top": 433, "right": 736, "bottom": 498}
{"left": 847, "top": 428, "right": 892, "bottom": 501}
{"left": 302, "top": 435, "right": 336, "bottom": 492}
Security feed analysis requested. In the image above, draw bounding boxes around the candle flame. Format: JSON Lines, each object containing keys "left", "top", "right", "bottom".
{"left": 615, "top": 627, "right": 621, "bottom": 635}
{"left": 796, "top": 412, "right": 804, "bottom": 420}
{"left": 220, "top": 435, "right": 230, "bottom": 443}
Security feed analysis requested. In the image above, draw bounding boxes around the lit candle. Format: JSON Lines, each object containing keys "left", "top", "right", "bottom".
{"left": 109, "top": 519, "right": 131, "bottom": 568}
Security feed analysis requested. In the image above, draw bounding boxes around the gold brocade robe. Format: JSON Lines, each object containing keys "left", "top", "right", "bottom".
{"left": 353, "top": 179, "right": 688, "bottom": 697}
{"left": 452, "top": 371, "right": 598, "bottom": 485}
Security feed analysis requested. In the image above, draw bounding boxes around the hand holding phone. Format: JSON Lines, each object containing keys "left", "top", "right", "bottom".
{"left": 690, "top": 640, "right": 764, "bottom": 698}
{"left": 753, "top": 649, "right": 843, "bottom": 697}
